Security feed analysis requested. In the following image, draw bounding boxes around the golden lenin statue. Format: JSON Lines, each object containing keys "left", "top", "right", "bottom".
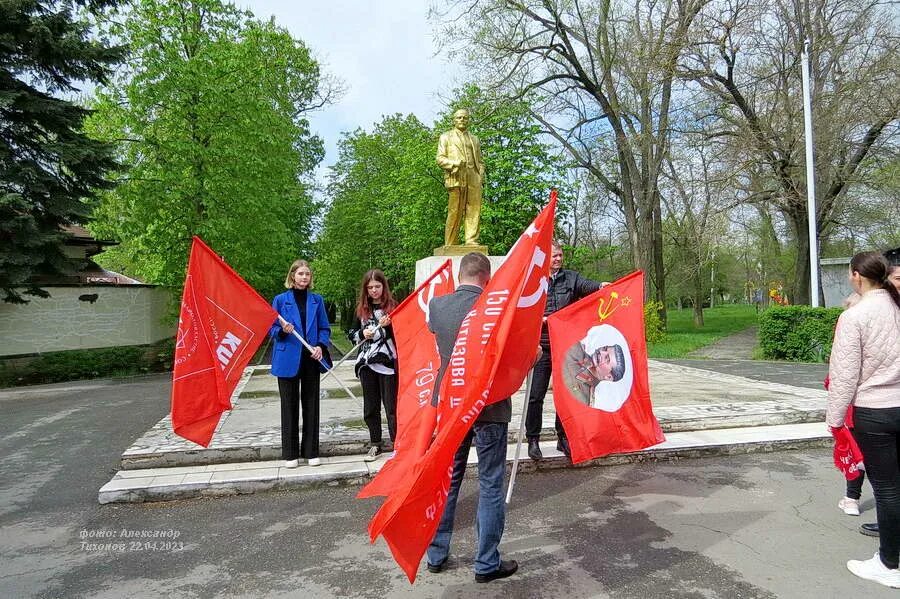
{"left": 436, "top": 109, "right": 485, "bottom": 249}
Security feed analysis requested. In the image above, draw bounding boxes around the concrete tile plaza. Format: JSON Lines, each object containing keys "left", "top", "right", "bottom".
{"left": 99, "top": 359, "right": 831, "bottom": 503}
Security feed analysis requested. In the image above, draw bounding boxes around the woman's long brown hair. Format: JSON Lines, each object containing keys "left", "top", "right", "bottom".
{"left": 851, "top": 251, "right": 900, "bottom": 310}
{"left": 355, "top": 269, "right": 397, "bottom": 319}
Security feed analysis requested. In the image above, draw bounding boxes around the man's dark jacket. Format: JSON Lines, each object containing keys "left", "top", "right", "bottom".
{"left": 540, "top": 269, "right": 603, "bottom": 346}
{"left": 428, "top": 284, "right": 511, "bottom": 423}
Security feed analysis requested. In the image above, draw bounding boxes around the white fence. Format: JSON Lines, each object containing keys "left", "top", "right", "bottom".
{"left": 0, "top": 286, "right": 174, "bottom": 357}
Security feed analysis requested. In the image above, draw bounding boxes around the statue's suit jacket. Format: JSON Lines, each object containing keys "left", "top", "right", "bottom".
{"left": 436, "top": 128, "right": 485, "bottom": 189}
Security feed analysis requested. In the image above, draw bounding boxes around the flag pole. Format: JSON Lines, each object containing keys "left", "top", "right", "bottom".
{"left": 505, "top": 368, "right": 535, "bottom": 505}
{"left": 277, "top": 316, "right": 359, "bottom": 401}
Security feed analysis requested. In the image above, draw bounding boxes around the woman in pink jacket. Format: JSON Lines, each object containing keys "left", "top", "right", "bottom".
{"left": 826, "top": 251, "right": 900, "bottom": 589}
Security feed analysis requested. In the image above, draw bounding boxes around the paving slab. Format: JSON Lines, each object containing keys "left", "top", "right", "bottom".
{"left": 119, "top": 360, "right": 827, "bottom": 470}
{"left": 660, "top": 358, "right": 828, "bottom": 389}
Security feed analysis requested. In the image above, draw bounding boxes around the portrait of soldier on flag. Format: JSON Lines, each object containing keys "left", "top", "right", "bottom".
{"left": 561, "top": 324, "right": 634, "bottom": 412}
{"left": 548, "top": 271, "right": 664, "bottom": 463}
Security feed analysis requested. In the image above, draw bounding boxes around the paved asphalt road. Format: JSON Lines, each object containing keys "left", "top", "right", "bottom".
{"left": 1, "top": 374, "right": 894, "bottom": 599}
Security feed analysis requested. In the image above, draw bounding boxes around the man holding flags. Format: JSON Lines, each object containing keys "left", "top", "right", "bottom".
{"left": 525, "top": 240, "right": 605, "bottom": 460}
{"left": 424, "top": 253, "right": 518, "bottom": 582}
{"left": 365, "top": 195, "right": 555, "bottom": 583}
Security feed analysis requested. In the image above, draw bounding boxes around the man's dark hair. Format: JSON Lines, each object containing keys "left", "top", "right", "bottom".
{"left": 459, "top": 252, "right": 490, "bottom": 282}
{"left": 884, "top": 247, "right": 900, "bottom": 267}
{"left": 607, "top": 344, "right": 626, "bottom": 382}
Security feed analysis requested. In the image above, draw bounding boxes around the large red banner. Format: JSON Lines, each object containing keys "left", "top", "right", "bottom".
{"left": 366, "top": 194, "right": 556, "bottom": 582}
{"left": 548, "top": 270, "right": 665, "bottom": 463}
{"left": 171, "top": 237, "right": 277, "bottom": 447}
{"left": 357, "top": 260, "right": 455, "bottom": 499}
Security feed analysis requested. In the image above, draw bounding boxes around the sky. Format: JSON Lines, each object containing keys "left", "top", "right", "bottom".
{"left": 238, "top": 0, "right": 463, "bottom": 175}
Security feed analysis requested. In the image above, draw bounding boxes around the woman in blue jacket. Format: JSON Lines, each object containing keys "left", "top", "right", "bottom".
{"left": 270, "top": 259, "right": 331, "bottom": 468}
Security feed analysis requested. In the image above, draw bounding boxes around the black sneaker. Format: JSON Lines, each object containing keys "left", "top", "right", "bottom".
{"left": 527, "top": 438, "right": 543, "bottom": 460}
{"left": 475, "top": 559, "right": 518, "bottom": 583}
{"left": 426, "top": 557, "right": 448, "bottom": 573}
{"left": 860, "top": 522, "right": 880, "bottom": 537}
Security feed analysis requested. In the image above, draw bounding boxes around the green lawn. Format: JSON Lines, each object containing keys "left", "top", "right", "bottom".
{"left": 327, "top": 308, "right": 757, "bottom": 363}
{"left": 647, "top": 305, "right": 758, "bottom": 359}
{"left": 329, "top": 332, "right": 353, "bottom": 357}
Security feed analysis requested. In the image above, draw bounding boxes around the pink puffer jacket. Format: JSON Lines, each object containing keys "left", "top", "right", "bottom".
{"left": 825, "top": 289, "right": 900, "bottom": 427}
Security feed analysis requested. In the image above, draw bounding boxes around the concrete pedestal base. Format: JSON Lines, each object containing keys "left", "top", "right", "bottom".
{"left": 415, "top": 254, "right": 508, "bottom": 287}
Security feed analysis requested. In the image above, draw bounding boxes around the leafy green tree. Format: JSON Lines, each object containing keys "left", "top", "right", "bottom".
{"left": 1, "top": 0, "right": 123, "bottom": 303}
{"left": 86, "top": 0, "right": 329, "bottom": 299}
{"left": 682, "top": 0, "right": 899, "bottom": 304}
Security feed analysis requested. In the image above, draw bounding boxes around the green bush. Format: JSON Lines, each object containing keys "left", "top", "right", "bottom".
{"left": 758, "top": 305, "right": 843, "bottom": 362}
{"left": 0, "top": 339, "right": 174, "bottom": 388}
{"left": 644, "top": 300, "right": 667, "bottom": 343}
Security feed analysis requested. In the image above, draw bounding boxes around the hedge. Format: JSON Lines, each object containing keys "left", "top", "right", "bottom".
{"left": 0, "top": 338, "right": 174, "bottom": 388}
{"left": 758, "top": 305, "right": 843, "bottom": 362}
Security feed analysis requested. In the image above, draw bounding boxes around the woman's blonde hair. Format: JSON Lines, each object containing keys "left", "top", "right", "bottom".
{"left": 284, "top": 259, "right": 312, "bottom": 289}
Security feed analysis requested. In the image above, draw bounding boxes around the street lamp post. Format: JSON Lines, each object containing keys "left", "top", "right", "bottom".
{"left": 801, "top": 39, "right": 821, "bottom": 307}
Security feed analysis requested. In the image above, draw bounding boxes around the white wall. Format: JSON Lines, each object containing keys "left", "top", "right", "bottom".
{"left": 0, "top": 286, "right": 174, "bottom": 356}
{"left": 822, "top": 258, "right": 853, "bottom": 308}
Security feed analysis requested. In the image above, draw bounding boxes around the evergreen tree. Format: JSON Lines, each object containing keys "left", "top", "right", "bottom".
{"left": 0, "top": 0, "right": 123, "bottom": 303}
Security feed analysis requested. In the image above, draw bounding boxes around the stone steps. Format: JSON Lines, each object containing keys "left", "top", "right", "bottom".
{"left": 99, "top": 422, "right": 830, "bottom": 504}
{"left": 119, "top": 399, "right": 825, "bottom": 470}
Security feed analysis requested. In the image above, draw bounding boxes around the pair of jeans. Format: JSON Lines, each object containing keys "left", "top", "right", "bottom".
{"left": 359, "top": 367, "right": 397, "bottom": 445}
{"left": 524, "top": 347, "right": 565, "bottom": 440}
{"left": 853, "top": 406, "right": 900, "bottom": 569}
{"left": 426, "top": 421, "right": 508, "bottom": 575}
{"left": 277, "top": 355, "right": 320, "bottom": 460}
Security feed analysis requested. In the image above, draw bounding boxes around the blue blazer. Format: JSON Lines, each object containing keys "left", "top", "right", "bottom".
{"left": 270, "top": 290, "right": 332, "bottom": 378}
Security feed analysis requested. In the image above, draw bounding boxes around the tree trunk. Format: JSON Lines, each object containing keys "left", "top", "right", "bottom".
{"left": 788, "top": 208, "right": 811, "bottom": 305}
{"left": 652, "top": 199, "right": 667, "bottom": 326}
{"left": 691, "top": 269, "right": 705, "bottom": 326}
{"left": 692, "top": 298, "right": 705, "bottom": 326}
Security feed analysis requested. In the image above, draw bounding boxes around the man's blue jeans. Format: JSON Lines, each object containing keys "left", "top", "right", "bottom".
{"left": 426, "top": 421, "right": 508, "bottom": 575}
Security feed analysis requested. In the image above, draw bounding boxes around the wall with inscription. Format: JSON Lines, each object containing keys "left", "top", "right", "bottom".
{"left": 0, "top": 286, "right": 174, "bottom": 356}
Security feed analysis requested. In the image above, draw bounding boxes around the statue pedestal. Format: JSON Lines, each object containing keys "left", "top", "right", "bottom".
{"left": 415, "top": 253, "right": 508, "bottom": 288}
{"left": 433, "top": 244, "right": 489, "bottom": 256}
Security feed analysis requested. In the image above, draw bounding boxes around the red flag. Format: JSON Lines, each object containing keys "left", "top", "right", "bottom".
{"left": 548, "top": 270, "right": 665, "bottom": 464}
{"left": 367, "top": 195, "right": 556, "bottom": 582}
{"left": 831, "top": 426, "right": 864, "bottom": 480}
{"left": 357, "top": 260, "right": 456, "bottom": 499}
{"left": 171, "top": 237, "right": 277, "bottom": 447}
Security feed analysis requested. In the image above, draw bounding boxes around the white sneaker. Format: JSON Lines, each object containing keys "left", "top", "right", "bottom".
{"left": 847, "top": 552, "right": 900, "bottom": 588}
{"left": 364, "top": 446, "right": 381, "bottom": 462}
{"left": 284, "top": 459, "right": 300, "bottom": 468}
{"left": 307, "top": 457, "right": 321, "bottom": 467}
{"left": 839, "top": 497, "right": 860, "bottom": 516}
